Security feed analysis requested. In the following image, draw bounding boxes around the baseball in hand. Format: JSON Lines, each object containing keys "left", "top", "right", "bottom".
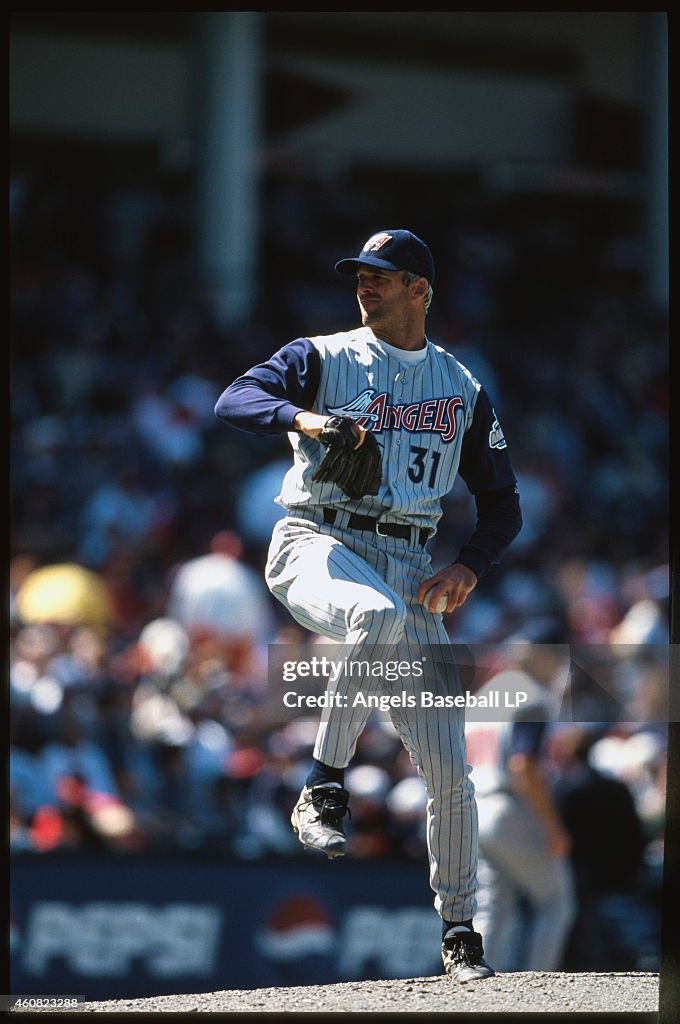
{"left": 426, "top": 589, "right": 449, "bottom": 614}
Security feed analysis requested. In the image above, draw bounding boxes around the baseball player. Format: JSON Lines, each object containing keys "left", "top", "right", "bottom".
{"left": 465, "top": 642, "right": 576, "bottom": 972}
{"left": 215, "top": 229, "right": 522, "bottom": 981}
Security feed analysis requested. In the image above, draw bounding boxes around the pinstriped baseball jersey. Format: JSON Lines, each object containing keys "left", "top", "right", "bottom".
{"left": 216, "top": 326, "right": 518, "bottom": 573}
{"left": 280, "top": 327, "right": 487, "bottom": 531}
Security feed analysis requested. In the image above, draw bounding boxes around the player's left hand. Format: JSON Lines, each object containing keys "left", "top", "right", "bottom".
{"left": 311, "top": 415, "right": 382, "bottom": 500}
{"left": 418, "top": 563, "right": 478, "bottom": 614}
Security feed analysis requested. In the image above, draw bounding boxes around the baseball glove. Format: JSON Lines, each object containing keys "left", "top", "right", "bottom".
{"left": 312, "top": 415, "right": 382, "bottom": 499}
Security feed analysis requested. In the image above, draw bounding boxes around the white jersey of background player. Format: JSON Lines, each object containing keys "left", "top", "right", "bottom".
{"left": 215, "top": 229, "right": 522, "bottom": 982}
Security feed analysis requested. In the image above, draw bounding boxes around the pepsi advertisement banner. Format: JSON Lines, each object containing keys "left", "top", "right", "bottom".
{"left": 10, "top": 855, "right": 445, "bottom": 1000}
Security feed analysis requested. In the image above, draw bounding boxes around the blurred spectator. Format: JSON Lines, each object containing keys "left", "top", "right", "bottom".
{"left": 165, "top": 530, "right": 277, "bottom": 674}
{"left": 235, "top": 458, "right": 290, "bottom": 548}
{"left": 551, "top": 725, "right": 661, "bottom": 970}
{"left": 385, "top": 776, "right": 428, "bottom": 858}
{"left": 609, "top": 563, "right": 669, "bottom": 647}
{"left": 344, "top": 765, "right": 394, "bottom": 859}
{"left": 131, "top": 384, "right": 205, "bottom": 469}
{"left": 77, "top": 468, "right": 164, "bottom": 569}
{"left": 588, "top": 726, "right": 667, "bottom": 844}
{"left": 40, "top": 703, "right": 121, "bottom": 805}
{"left": 11, "top": 697, "right": 145, "bottom": 853}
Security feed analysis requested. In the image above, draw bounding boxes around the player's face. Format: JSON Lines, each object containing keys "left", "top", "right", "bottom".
{"left": 355, "top": 268, "right": 412, "bottom": 329}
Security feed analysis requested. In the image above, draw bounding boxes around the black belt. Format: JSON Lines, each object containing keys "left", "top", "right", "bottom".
{"left": 323, "top": 507, "right": 429, "bottom": 547}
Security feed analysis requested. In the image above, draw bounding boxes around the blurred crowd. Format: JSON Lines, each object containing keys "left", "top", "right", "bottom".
{"left": 10, "top": 164, "right": 668, "bottom": 971}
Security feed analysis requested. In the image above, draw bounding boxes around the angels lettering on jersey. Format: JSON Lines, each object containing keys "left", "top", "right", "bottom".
{"left": 329, "top": 388, "right": 506, "bottom": 449}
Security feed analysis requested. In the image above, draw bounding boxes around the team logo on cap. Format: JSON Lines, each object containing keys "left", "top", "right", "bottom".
{"left": 362, "top": 233, "right": 392, "bottom": 253}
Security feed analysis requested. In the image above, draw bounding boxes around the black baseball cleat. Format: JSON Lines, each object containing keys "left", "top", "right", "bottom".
{"left": 291, "top": 782, "right": 351, "bottom": 859}
{"left": 442, "top": 926, "right": 495, "bottom": 982}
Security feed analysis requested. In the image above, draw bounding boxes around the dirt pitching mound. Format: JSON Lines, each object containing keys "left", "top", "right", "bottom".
{"left": 51, "top": 971, "right": 660, "bottom": 1015}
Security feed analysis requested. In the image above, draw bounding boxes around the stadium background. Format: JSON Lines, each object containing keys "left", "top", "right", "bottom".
{"left": 9, "top": 13, "right": 669, "bottom": 1000}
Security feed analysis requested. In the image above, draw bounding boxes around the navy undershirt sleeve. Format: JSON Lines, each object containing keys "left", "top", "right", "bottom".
{"left": 214, "top": 338, "right": 321, "bottom": 436}
{"left": 454, "top": 389, "right": 522, "bottom": 579}
{"left": 457, "top": 388, "right": 517, "bottom": 494}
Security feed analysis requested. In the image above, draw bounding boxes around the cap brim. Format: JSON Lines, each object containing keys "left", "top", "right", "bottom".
{"left": 335, "top": 255, "right": 401, "bottom": 276}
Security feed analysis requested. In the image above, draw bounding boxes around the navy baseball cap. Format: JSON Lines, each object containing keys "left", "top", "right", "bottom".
{"left": 335, "top": 229, "right": 435, "bottom": 285}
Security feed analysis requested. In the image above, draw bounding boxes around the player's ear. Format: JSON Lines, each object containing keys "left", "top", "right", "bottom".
{"left": 410, "top": 277, "right": 428, "bottom": 300}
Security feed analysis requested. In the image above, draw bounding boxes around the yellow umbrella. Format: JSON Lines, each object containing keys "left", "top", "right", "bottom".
{"left": 15, "top": 563, "right": 112, "bottom": 626}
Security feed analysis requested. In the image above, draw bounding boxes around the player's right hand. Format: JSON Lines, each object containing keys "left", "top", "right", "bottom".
{"left": 293, "top": 411, "right": 332, "bottom": 438}
{"left": 418, "top": 563, "right": 478, "bottom": 614}
{"left": 294, "top": 411, "right": 368, "bottom": 447}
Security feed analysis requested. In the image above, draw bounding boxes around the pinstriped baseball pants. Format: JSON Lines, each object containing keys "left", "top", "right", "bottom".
{"left": 265, "top": 509, "right": 478, "bottom": 922}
